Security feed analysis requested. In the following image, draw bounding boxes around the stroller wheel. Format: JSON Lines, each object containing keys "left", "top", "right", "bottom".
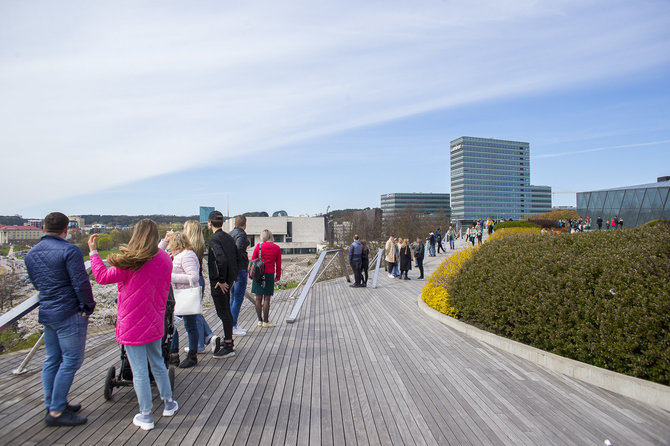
{"left": 169, "top": 367, "right": 175, "bottom": 392}
{"left": 104, "top": 366, "right": 116, "bottom": 400}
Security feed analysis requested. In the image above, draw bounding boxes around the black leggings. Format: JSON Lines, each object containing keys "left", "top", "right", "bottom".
{"left": 211, "top": 287, "right": 233, "bottom": 341}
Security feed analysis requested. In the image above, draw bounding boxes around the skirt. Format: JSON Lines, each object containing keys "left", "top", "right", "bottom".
{"left": 251, "top": 273, "right": 275, "bottom": 296}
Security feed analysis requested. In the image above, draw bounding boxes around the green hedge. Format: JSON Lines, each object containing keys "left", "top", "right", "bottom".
{"left": 448, "top": 224, "right": 670, "bottom": 385}
{"left": 492, "top": 221, "right": 540, "bottom": 231}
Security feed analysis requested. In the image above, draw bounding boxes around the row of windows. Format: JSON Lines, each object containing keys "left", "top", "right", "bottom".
{"left": 451, "top": 153, "right": 529, "bottom": 164}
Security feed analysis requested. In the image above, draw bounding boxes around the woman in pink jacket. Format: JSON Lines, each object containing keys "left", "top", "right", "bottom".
{"left": 88, "top": 219, "right": 178, "bottom": 431}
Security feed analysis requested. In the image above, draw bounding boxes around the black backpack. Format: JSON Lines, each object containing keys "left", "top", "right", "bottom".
{"left": 249, "top": 243, "right": 265, "bottom": 282}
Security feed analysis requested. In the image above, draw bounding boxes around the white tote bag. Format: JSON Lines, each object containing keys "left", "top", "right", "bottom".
{"left": 173, "top": 278, "right": 202, "bottom": 316}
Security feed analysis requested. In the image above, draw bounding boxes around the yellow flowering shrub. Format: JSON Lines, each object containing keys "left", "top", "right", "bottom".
{"left": 488, "top": 227, "right": 541, "bottom": 242}
{"left": 421, "top": 247, "right": 475, "bottom": 318}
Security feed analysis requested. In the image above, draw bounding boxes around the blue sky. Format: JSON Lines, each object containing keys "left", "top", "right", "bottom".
{"left": 2, "top": 0, "right": 670, "bottom": 218}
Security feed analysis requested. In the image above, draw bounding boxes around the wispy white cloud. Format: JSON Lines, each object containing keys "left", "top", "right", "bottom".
{"left": 532, "top": 139, "right": 670, "bottom": 159}
{"left": 1, "top": 0, "right": 669, "bottom": 212}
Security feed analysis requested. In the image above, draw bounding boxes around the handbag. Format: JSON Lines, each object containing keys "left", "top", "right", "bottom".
{"left": 249, "top": 243, "right": 266, "bottom": 286}
{"left": 173, "top": 277, "right": 202, "bottom": 316}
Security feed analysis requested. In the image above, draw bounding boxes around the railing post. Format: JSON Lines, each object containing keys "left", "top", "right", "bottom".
{"left": 12, "top": 333, "right": 44, "bottom": 375}
{"left": 286, "top": 249, "right": 340, "bottom": 324}
{"left": 372, "top": 247, "right": 384, "bottom": 288}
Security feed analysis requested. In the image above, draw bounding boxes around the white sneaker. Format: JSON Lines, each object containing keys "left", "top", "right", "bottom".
{"left": 233, "top": 326, "right": 247, "bottom": 336}
{"left": 133, "top": 412, "right": 154, "bottom": 430}
{"left": 210, "top": 335, "right": 220, "bottom": 353}
{"left": 162, "top": 399, "right": 179, "bottom": 416}
{"left": 388, "top": 273, "right": 394, "bottom": 278}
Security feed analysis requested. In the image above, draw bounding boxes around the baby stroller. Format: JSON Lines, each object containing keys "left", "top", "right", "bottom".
{"left": 103, "top": 288, "right": 176, "bottom": 400}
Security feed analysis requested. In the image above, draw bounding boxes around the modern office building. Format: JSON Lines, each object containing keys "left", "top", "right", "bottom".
{"left": 530, "top": 186, "right": 553, "bottom": 215}
{"left": 225, "top": 216, "right": 326, "bottom": 254}
{"left": 380, "top": 193, "right": 451, "bottom": 220}
{"left": 576, "top": 177, "right": 670, "bottom": 227}
{"left": 450, "top": 136, "right": 550, "bottom": 222}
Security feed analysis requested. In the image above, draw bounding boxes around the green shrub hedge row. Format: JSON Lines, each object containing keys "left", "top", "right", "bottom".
{"left": 448, "top": 223, "right": 670, "bottom": 385}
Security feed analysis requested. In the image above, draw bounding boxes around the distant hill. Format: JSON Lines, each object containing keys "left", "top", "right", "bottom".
{"left": 0, "top": 216, "right": 24, "bottom": 226}
{"left": 75, "top": 214, "right": 199, "bottom": 226}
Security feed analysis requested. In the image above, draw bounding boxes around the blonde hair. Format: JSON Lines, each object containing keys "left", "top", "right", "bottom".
{"left": 260, "top": 229, "right": 273, "bottom": 243}
{"left": 183, "top": 220, "right": 204, "bottom": 261}
{"left": 401, "top": 239, "right": 409, "bottom": 248}
{"left": 108, "top": 219, "right": 159, "bottom": 271}
{"left": 168, "top": 232, "right": 194, "bottom": 254}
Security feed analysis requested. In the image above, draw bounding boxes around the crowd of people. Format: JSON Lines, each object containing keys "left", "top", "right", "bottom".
{"left": 24, "top": 211, "right": 281, "bottom": 430}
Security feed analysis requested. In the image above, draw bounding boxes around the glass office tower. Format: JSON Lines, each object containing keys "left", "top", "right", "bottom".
{"left": 380, "top": 193, "right": 451, "bottom": 220}
{"left": 450, "top": 137, "right": 531, "bottom": 222}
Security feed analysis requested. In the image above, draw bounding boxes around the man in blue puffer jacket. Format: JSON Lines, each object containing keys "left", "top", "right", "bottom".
{"left": 25, "top": 212, "right": 95, "bottom": 427}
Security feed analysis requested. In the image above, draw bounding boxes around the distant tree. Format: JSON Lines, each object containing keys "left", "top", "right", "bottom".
{"left": 0, "top": 272, "right": 23, "bottom": 311}
{"left": 110, "top": 228, "right": 132, "bottom": 247}
{"left": 96, "top": 233, "right": 114, "bottom": 251}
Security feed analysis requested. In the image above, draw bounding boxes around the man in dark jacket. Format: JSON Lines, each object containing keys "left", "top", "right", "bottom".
{"left": 207, "top": 210, "right": 238, "bottom": 359}
{"left": 348, "top": 235, "right": 363, "bottom": 287}
{"left": 414, "top": 236, "right": 425, "bottom": 279}
{"left": 228, "top": 215, "right": 250, "bottom": 336}
{"left": 25, "top": 212, "right": 95, "bottom": 427}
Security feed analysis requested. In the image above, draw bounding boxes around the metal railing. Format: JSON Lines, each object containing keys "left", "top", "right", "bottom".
{"left": 0, "top": 260, "right": 118, "bottom": 375}
{"left": 286, "top": 249, "right": 349, "bottom": 324}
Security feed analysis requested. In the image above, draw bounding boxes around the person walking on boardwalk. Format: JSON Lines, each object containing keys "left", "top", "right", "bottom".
{"left": 446, "top": 225, "right": 455, "bottom": 250}
{"left": 25, "top": 212, "right": 96, "bottom": 427}
{"left": 183, "top": 220, "right": 218, "bottom": 354}
{"left": 348, "top": 234, "right": 364, "bottom": 287}
{"left": 436, "top": 228, "right": 444, "bottom": 254}
{"left": 385, "top": 235, "right": 397, "bottom": 278}
{"left": 250, "top": 229, "right": 282, "bottom": 327}
{"left": 414, "top": 236, "right": 425, "bottom": 279}
{"left": 398, "top": 238, "right": 412, "bottom": 280}
{"left": 88, "top": 219, "right": 178, "bottom": 431}
{"left": 207, "top": 210, "right": 238, "bottom": 358}
{"left": 360, "top": 240, "right": 370, "bottom": 287}
{"left": 229, "top": 215, "right": 250, "bottom": 336}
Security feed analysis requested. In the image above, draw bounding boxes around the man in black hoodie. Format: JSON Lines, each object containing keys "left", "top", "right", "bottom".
{"left": 207, "top": 210, "right": 238, "bottom": 358}
{"left": 229, "top": 215, "right": 250, "bottom": 336}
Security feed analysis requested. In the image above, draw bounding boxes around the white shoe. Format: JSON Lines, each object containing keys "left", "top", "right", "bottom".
{"left": 233, "top": 326, "right": 247, "bottom": 336}
{"left": 387, "top": 273, "right": 394, "bottom": 278}
{"left": 133, "top": 412, "right": 154, "bottom": 430}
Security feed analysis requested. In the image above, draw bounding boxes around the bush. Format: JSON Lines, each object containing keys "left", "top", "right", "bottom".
{"left": 492, "top": 221, "right": 540, "bottom": 231}
{"left": 645, "top": 219, "right": 670, "bottom": 228}
{"left": 529, "top": 209, "right": 581, "bottom": 221}
{"left": 420, "top": 248, "right": 474, "bottom": 318}
{"left": 447, "top": 224, "right": 670, "bottom": 385}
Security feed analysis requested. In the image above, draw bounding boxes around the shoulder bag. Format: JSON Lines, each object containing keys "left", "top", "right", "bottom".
{"left": 173, "top": 276, "right": 202, "bottom": 316}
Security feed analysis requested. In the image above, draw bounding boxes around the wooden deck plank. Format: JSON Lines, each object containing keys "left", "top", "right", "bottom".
{"left": 1, "top": 251, "right": 669, "bottom": 445}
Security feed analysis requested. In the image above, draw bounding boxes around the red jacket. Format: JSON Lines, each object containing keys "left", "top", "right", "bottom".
{"left": 250, "top": 242, "right": 282, "bottom": 281}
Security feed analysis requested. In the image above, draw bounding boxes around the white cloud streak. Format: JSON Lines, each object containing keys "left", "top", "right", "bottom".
{"left": 1, "top": 0, "right": 669, "bottom": 212}
{"left": 532, "top": 139, "right": 670, "bottom": 159}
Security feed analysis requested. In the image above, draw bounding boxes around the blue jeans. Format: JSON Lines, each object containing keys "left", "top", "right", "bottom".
{"left": 196, "top": 275, "right": 213, "bottom": 349}
{"left": 429, "top": 244, "right": 436, "bottom": 256}
{"left": 42, "top": 312, "right": 89, "bottom": 412}
{"left": 170, "top": 315, "right": 199, "bottom": 352}
{"left": 449, "top": 237, "right": 455, "bottom": 249}
{"left": 230, "top": 269, "right": 248, "bottom": 328}
{"left": 125, "top": 339, "right": 172, "bottom": 413}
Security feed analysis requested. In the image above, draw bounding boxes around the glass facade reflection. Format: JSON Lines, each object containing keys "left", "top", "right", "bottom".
{"left": 450, "top": 136, "right": 551, "bottom": 222}
{"left": 576, "top": 180, "right": 670, "bottom": 227}
{"left": 380, "top": 193, "right": 451, "bottom": 220}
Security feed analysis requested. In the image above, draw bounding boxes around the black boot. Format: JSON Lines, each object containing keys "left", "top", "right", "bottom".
{"left": 168, "top": 349, "right": 180, "bottom": 366}
{"left": 179, "top": 350, "right": 198, "bottom": 368}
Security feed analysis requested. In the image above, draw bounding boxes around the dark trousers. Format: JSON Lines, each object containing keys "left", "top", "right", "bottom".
{"left": 437, "top": 241, "right": 444, "bottom": 253}
{"left": 362, "top": 264, "right": 369, "bottom": 284}
{"left": 416, "top": 256, "right": 424, "bottom": 278}
{"left": 387, "top": 262, "right": 395, "bottom": 273}
{"left": 211, "top": 287, "right": 233, "bottom": 341}
{"left": 350, "top": 259, "right": 362, "bottom": 285}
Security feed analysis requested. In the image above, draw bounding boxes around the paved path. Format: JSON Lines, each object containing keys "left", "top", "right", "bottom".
{"left": 0, "top": 248, "right": 668, "bottom": 445}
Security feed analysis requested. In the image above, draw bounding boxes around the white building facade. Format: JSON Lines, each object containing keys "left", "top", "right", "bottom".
{"left": 226, "top": 216, "right": 326, "bottom": 254}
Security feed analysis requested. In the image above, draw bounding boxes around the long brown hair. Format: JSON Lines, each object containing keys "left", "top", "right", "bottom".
{"left": 183, "top": 220, "right": 204, "bottom": 261}
{"left": 108, "top": 219, "right": 159, "bottom": 271}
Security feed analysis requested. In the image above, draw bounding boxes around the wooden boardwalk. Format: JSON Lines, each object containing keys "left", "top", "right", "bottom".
{"left": 1, "top": 252, "right": 669, "bottom": 445}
